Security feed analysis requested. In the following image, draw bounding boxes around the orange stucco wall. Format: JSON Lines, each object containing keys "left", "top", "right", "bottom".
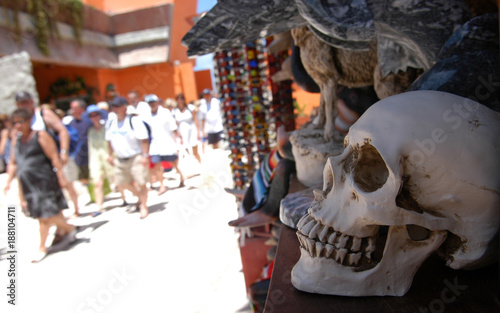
{"left": 96, "top": 68, "right": 119, "bottom": 99}
{"left": 169, "top": 1, "right": 196, "bottom": 64}
{"left": 31, "top": 0, "right": 315, "bottom": 125}
{"left": 30, "top": 0, "right": 200, "bottom": 107}
{"left": 33, "top": 63, "right": 101, "bottom": 104}
{"left": 83, "top": 0, "right": 174, "bottom": 13}
{"left": 82, "top": 0, "right": 105, "bottom": 11}
{"left": 293, "top": 84, "right": 321, "bottom": 128}
{"left": 83, "top": 0, "right": 196, "bottom": 65}
{"left": 32, "top": 62, "right": 191, "bottom": 106}
{"left": 194, "top": 70, "right": 213, "bottom": 99}
{"left": 114, "top": 63, "right": 176, "bottom": 101}
{"left": 178, "top": 62, "right": 198, "bottom": 102}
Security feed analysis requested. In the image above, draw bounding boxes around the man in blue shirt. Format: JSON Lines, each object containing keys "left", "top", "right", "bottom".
{"left": 68, "top": 99, "right": 93, "bottom": 184}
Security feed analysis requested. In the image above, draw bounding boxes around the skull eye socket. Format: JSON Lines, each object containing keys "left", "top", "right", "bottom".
{"left": 353, "top": 144, "right": 389, "bottom": 192}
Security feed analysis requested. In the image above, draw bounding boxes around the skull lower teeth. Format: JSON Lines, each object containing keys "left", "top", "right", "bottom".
{"left": 296, "top": 213, "right": 379, "bottom": 269}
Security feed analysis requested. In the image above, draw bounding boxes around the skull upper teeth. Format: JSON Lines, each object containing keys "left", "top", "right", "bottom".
{"left": 366, "top": 237, "right": 376, "bottom": 252}
{"left": 309, "top": 222, "right": 321, "bottom": 239}
{"left": 351, "top": 237, "right": 362, "bottom": 252}
{"left": 296, "top": 213, "right": 378, "bottom": 268}
{"left": 327, "top": 232, "right": 338, "bottom": 245}
{"left": 318, "top": 225, "right": 329, "bottom": 242}
{"left": 338, "top": 234, "right": 349, "bottom": 249}
{"left": 300, "top": 219, "right": 316, "bottom": 235}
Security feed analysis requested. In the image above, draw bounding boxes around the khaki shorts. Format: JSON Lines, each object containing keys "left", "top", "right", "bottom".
{"left": 114, "top": 154, "right": 149, "bottom": 186}
{"left": 62, "top": 158, "right": 79, "bottom": 182}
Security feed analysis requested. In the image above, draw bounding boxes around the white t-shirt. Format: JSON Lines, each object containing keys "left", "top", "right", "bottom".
{"left": 105, "top": 111, "right": 117, "bottom": 127}
{"left": 127, "top": 101, "right": 150, "bottom": 116}
{"left": 61, "top": 115, "right": 74, "bottom": 126}
{"left": 31, "top": 108, "right": 46, "bottom": 131}
{"left": 105, "top": 115, "right": 148, "bottom": 158}
{"left": 144, "top": 106, "right": 178, "bottom": 156}
{"left": 198, "top": 97, "right": 223, "bottom": 134}
{"left": 172, "top": 104, "right": 198, "bottom": 147}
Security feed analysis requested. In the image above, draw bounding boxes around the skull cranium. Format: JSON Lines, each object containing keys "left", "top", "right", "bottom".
{"left": 291, "top": 91, "right": 500, "bottom": 296}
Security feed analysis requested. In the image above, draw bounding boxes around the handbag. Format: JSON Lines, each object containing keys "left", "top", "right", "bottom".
{"left": 0, "top": 156, "right": 6, "bottom": 173}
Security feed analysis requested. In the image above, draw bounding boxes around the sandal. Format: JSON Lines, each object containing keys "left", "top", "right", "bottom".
{"left": 31, "top": 251, "right": 47, "bottom": 263}
{"left": 157, "top": 188, "right": 167, "bottom": 195}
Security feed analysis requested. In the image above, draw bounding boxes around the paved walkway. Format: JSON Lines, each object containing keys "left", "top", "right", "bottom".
{"left": 0, "top": 149, "right": 252, "bottom": 313}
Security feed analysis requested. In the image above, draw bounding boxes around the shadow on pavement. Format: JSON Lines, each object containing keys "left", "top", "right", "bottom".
{"left": 49, "top": 220, "right": 108, "bottom": 254}
{"left": 147, "top": 202, "right": 168, "bottom": 215}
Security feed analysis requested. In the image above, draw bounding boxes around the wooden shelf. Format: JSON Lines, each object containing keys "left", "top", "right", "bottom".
{"left": 239, "top": 226, "right": 273, "bottom": 290}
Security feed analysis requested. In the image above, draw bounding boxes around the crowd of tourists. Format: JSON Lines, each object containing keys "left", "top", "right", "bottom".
{"left": 0, "top": 88, "right": 224, "bottom": 262}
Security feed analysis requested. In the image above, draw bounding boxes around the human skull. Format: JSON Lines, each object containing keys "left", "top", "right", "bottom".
{"left": 291, "top": 91, "right": 500, "bottom": 296}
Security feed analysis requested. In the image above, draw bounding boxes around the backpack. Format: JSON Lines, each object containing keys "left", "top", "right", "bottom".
{"left": 64, "top": 124, "right": 81, "bottom": 157}
{"left": 129, "top": 115, "right": 152, "bottom": 144}
{"left": 41, "top": 108, "right": 81, "bottom": 157}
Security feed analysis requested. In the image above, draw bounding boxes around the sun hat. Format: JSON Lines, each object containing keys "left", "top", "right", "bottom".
{"left": 86, "top": 104, "right": 102, "bottom": 115}
{"left": 144, "top": 94, "right": 160, "bottom": 103}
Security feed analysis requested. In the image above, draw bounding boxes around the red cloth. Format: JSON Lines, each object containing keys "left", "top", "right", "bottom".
{"left": 162, "top": 161, "right": 173, "bottom": 172}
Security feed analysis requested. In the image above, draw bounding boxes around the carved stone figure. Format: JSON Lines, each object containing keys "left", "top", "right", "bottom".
{"left": 289, "top": 127, "right": 344, "bottom": 188}
{"left": 291, "top": 90, "right": 500, "bottom": 296}
{"left": 183, "top": 0, "right": 472, "bottom": 140}
{"left": 292, "top": 26, "right": 423, "bottom": 140}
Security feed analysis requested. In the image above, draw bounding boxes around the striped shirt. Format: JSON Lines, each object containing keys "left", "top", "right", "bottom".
{"left": 249, "top": 149, "right": 282, "bottom": 212}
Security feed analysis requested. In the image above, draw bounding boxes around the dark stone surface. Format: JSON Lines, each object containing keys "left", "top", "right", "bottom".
{"left": 280, "top": 185, "right": 318, "bottom": 229}
{"left": 183, "top": 0, "right": 472, "bottom": 77}
{"left": 181, "top": 0, "right": 307, "bottom": 57}
{"left": 409, "top": 13, "right": 500, "bottom": 112}
{"left": 367, "top": 0, "right": 472, "bottom": 75}
{"left": 296, "top": 0, "right": 375, "bottom": 51}
{"left": 438, "top": 13, "right": 499, "bottom": 59}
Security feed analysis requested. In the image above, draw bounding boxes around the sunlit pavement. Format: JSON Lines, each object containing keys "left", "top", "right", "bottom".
{"left": 0, "top": 148, "right": 252, "bottom": 313}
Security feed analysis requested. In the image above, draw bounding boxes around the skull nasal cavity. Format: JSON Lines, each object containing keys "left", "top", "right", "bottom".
{"left": 353, "top": 145, "right": 389, "bottom": 192}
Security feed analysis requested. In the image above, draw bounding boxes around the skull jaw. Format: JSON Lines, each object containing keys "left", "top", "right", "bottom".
{"left": 291, "top": 226, "right": 448, "bottom": 296}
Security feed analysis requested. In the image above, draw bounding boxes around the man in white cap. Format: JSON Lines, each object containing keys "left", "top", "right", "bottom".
{"left": 144, "top": 94, "right": 185, "bottom": 193}
{"left": 106, "top": 96, "right": 150, "bottom": 219}
{"left": 198, "top": 89, "right": 224, "bottom": 149}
